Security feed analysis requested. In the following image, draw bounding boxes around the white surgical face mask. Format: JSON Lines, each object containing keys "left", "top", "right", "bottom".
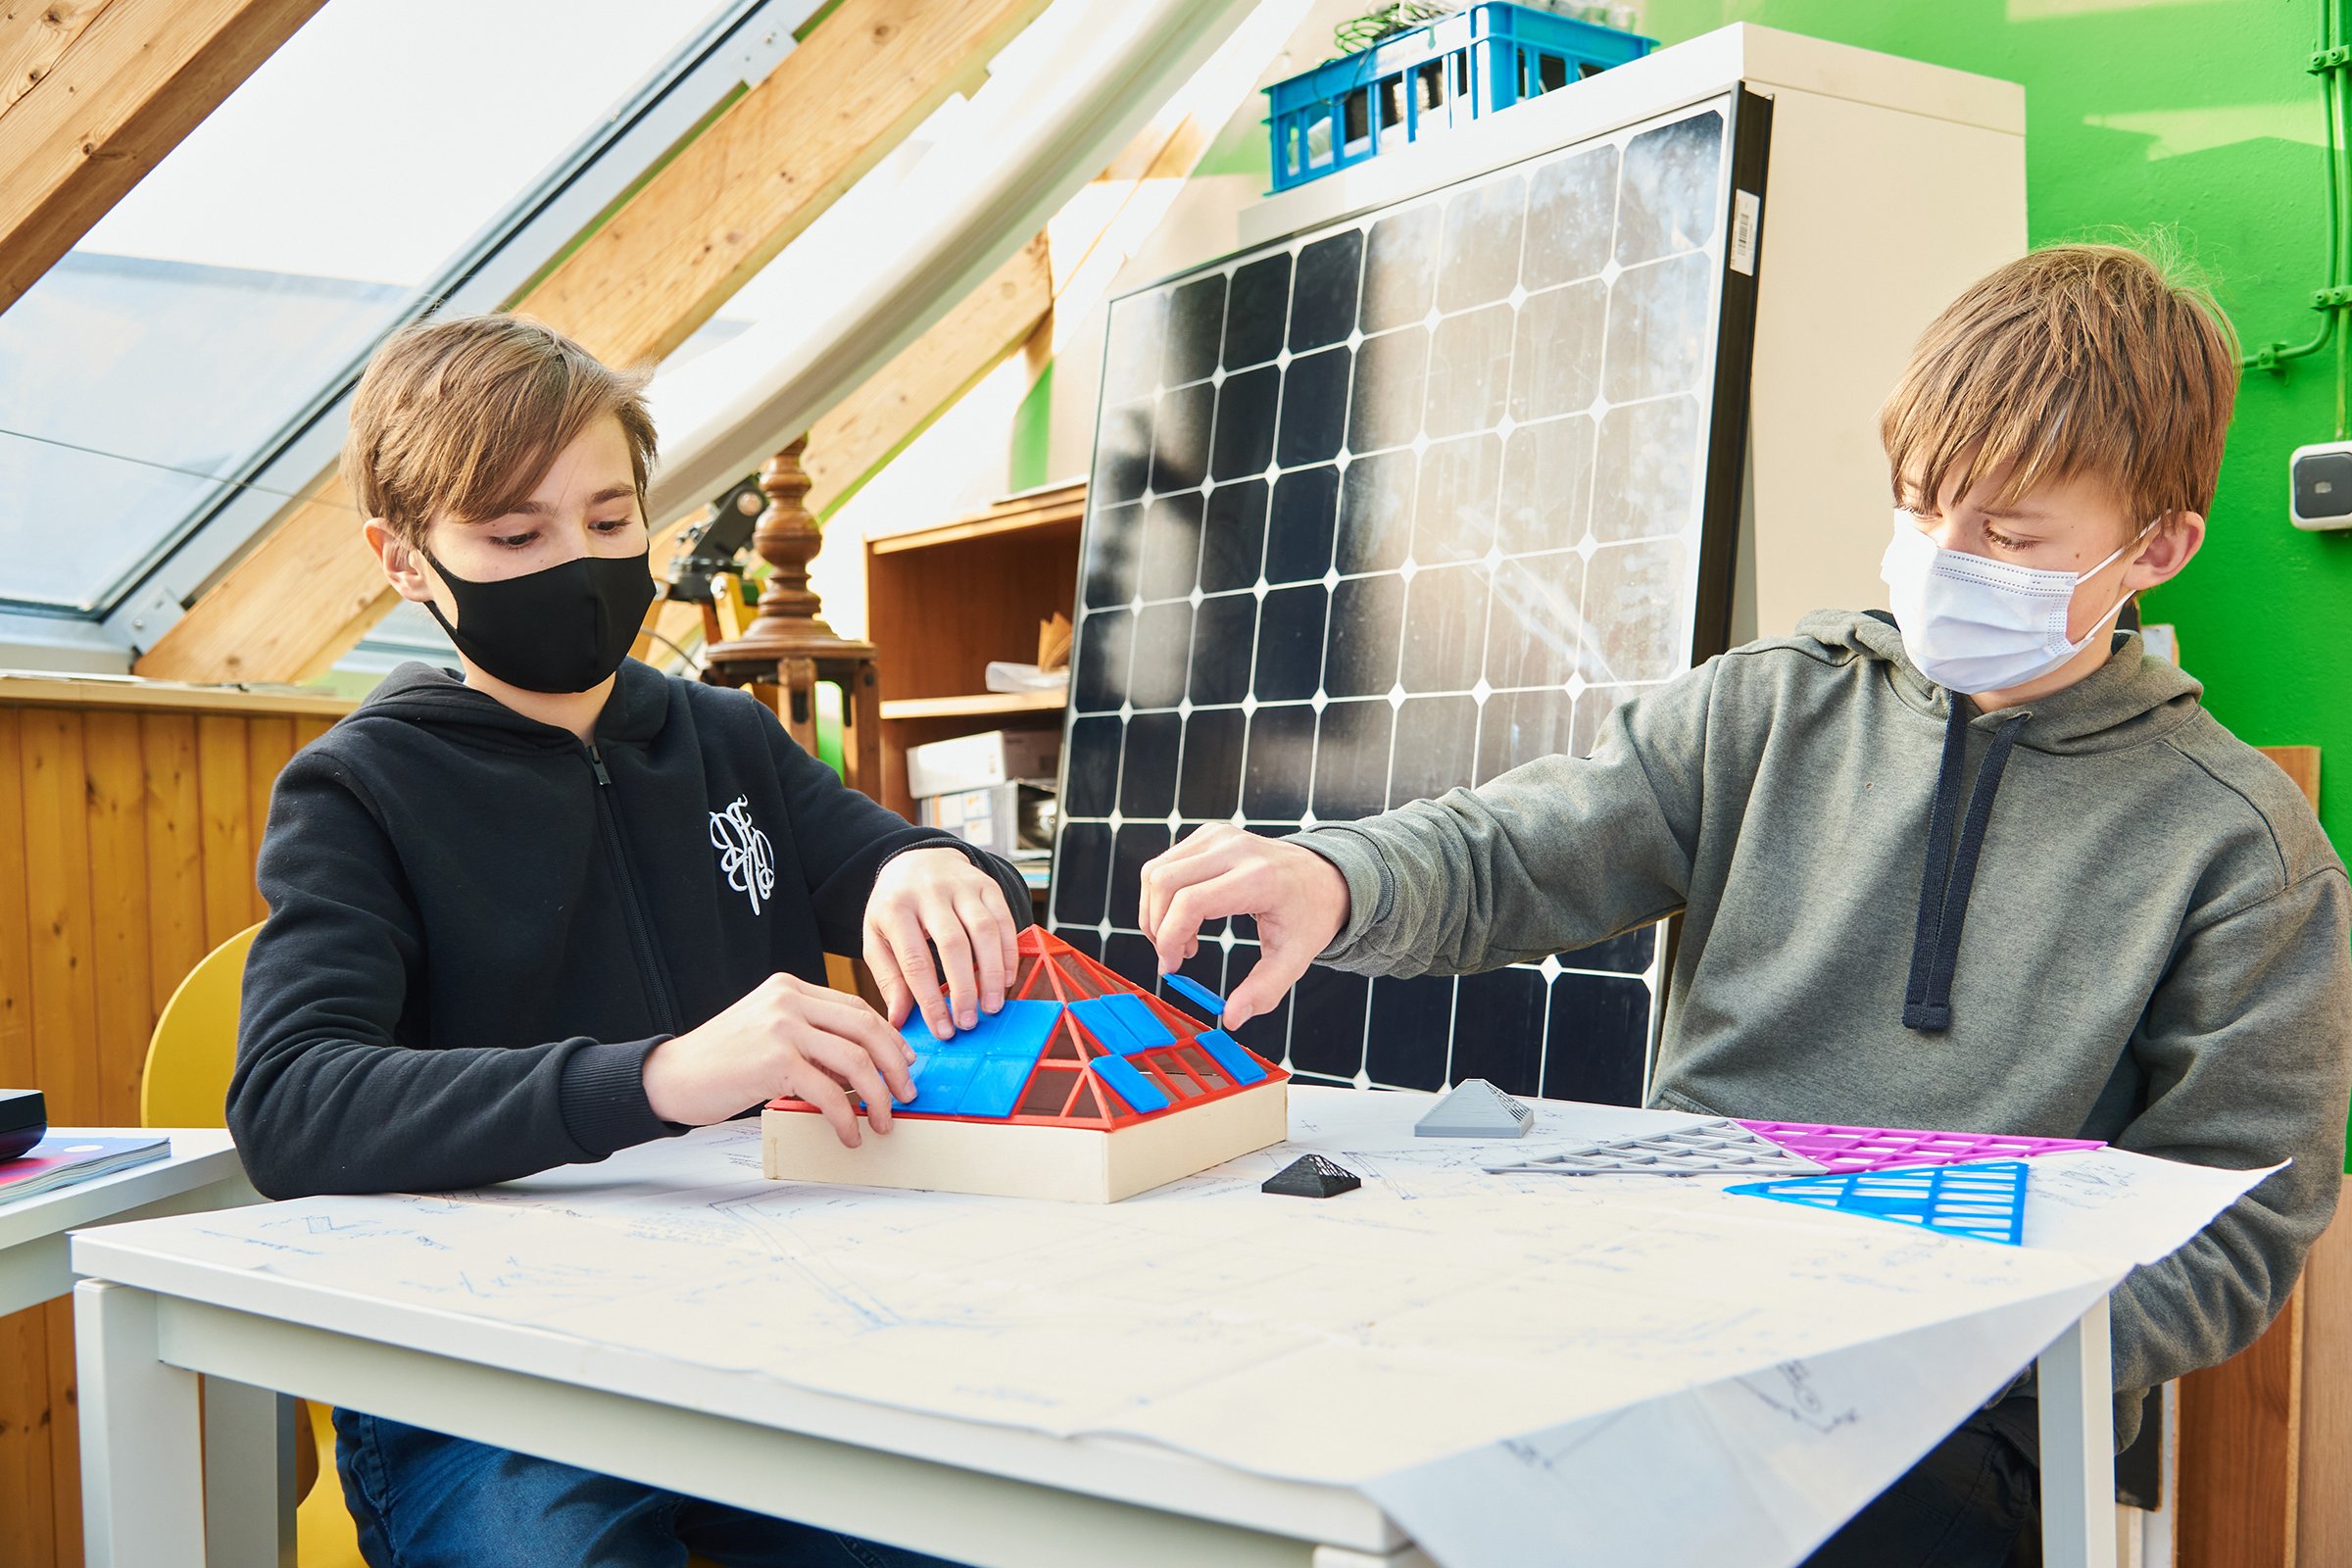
{"left": 1880, "top": 511, "right": 2151, "bottom": 694}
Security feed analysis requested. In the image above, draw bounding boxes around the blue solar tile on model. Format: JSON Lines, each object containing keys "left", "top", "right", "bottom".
{"left": 1726, "top": 1161, "right": 2032, "bottom": 1247}
{"left": 1162, "top": 970, "right": 1229, "bottom": 1019}
{"left": 1195, "top": 1029, "right": 1268, "bottom": 1087}
{"left": 894, "top": 1001, "right": 1060, "bottom": 1117}
{"left": 1090, "top": 1054, "right": 1171, "bottom": 1113}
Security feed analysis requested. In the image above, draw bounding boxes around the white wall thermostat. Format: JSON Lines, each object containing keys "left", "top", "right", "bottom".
{"left": 2289, "top": 440, "right": 2352, "bottom": 530}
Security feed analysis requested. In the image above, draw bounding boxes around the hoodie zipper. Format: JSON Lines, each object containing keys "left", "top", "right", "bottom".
{"left": 585, "top": 741, "right": 682, "bottom": 1033}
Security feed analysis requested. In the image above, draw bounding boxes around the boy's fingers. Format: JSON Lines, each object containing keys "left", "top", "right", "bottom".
{"left": 795, "top": 1071, "right": 860, "bottom": 1149}
{"left": 922, "top": 898, "right": 980, "bottom": 1029}
{"left": 959, "top": 896, "right": 1008, "bottom": 1012}
{"left": 862, "top": 932, "right": 914, "bottom": 1028}
{"left": 980, "top": 882, "right": 1020, "bottom": 979}
{"left": 1139, "top": 829, "right": 1222, "bottom": 936}
{"left": 808, "top": 1033, "right": 897, "bottom": 1132}
{"left": 879, "top": 912, "right": 953, "bottom": 1039}
{"left": 1223, "top": 939, "right": 1312, "bottom": 1027}
{"left": 1151, "top": 871, "right": 1252, "bottom": 975}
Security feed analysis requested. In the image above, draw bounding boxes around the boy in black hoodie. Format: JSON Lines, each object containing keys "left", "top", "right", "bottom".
{"left": 229, "top": 315, "right": 1017, "bottom": 1568}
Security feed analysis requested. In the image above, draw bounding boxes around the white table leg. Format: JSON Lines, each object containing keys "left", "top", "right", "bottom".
{"left": 76, "top": 1279, "right": 205, "bottom": 1568}
{"left": 2038, "top": 1293, "right": 2118, "bottom": 1568}
{"left": 203, "top": 1376, "right": 298, "bottom": 1567}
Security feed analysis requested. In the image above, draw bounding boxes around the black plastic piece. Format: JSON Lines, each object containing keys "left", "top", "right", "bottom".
{"left": 0, "top": 1089, "right": 46, "bottom": 1161}
{"left": 1262, "top": 1153, "right": 1361, "bottom": 1199}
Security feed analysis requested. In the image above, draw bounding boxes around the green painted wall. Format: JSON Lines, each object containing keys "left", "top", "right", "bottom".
{"left": 1646, "top": 0, "right": 2352, "bottom": 853}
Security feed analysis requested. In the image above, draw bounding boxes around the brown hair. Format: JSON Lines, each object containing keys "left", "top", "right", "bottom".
{"left": 1880, "top": 240, "right": 2240, "bottom": 533}
{"left": 342, "top": 314, "right": 658, "bottom": 545}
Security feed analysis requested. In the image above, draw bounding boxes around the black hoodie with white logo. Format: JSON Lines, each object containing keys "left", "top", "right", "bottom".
{"left": 227, "top": 659, "right": 1029, "bottom": 1200}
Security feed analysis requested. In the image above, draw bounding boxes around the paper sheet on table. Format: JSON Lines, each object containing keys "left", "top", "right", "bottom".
{"left": 94, "top": 1088, "right": 2275, "bottom": 1568}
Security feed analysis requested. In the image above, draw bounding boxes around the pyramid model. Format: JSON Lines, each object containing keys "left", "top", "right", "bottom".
{"left": 1727, "top": 1160, "right": 2031, "bottom": 1247}
{"left": 1415, "top": 1078, "right": 1536, "bottom": 1139}
{"left": 769, "top": 928, "right": 1285, "bottom": 1126}
{"left": 1737, "top": 1120, "right": 2103, "bottom": 1175}
{"left": 1486, "top": 1119, "right": 1825, "bottom": 1177}
{"left": 1262, "top": 1153, "right": 1361, "bottom": 1198}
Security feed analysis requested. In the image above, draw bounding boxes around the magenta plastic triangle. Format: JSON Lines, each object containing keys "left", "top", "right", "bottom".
{"left": 1736, "top": 1120, "right": 2101, "bottom": 1175}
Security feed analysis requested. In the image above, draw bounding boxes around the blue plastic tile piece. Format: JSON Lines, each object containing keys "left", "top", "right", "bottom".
{"left": 962, "top": 999, "right": 1064, "bottom": 1057}
{"left": 956, "top": 1054, "right": 1040, "bottom": 1119}
{"left": 1726, "top": 1160, "right": 2030, "bottom": 1247}
{"left": 1194, "top": 1028, "right": 1267, "bottom": 1087}
{"left": 1071, "top": 996, "right": 1161, "bottom": 1055}
{"left": 1090, "top": 1055, "right": 1171, "bottom": 1114}
{"left": 1162, "top": 970, "right": 1229, "bottom": 1020}
{"left": 898, "top": 999, "right": 1061, "bottom": 1056}
{"left": 901, "top": 1054, "right": 979, "bottom": 1115}
{"left": 1103, "top": 993, "right": 1175, "bottom": 1049}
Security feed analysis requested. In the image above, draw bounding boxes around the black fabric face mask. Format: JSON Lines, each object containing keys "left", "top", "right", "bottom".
{"left": 421, "top": 548, "right": 658, "bottom": 694}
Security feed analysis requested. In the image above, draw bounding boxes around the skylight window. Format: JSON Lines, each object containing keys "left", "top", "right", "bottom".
{"left": 0, "top": 0, "right": 732, "bottom": 615}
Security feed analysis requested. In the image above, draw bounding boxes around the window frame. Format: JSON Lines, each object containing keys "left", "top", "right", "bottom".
{"left": 0, "top": 0, "right": 821, "bottom": 669}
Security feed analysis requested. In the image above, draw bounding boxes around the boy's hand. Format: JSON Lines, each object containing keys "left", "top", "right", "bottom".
{"left": 642, "top": 972, "right": 915, "bottom": 1147}
{"left": 864, "top": 847, "right": 1022, "bottom": 1042}
{"left": 1138, "top": 826, "right": 1350, "bottom": 1027}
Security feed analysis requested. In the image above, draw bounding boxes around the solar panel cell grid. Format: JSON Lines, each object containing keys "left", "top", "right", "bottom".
{"left": 1055, "top": 99, "right": 1744, "bottom": 1102}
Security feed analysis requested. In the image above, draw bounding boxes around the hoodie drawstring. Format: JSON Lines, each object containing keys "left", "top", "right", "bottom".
{"left": 1902, "top": 697, "right": 2029, "bottom": 1032}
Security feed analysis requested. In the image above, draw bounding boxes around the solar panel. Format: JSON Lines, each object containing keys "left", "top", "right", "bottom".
{"left": 1052, "top": 95, "right": 1765, "bottom": 1103}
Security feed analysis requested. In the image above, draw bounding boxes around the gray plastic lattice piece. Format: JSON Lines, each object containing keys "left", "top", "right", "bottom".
{"left": 1414, "top": 1078, "right": 1536, "bottom": 1140}
{"left": 1483, "top": 1119, "right": 1828, "bottom": 1177}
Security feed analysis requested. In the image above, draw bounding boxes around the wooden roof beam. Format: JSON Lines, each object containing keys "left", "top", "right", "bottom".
{"left": 0, "top": 0, "right": 326, "bottom": 316}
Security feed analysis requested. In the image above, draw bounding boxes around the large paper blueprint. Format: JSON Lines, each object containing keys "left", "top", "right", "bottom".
{"left": 100, "top": 1089, "right": 2268, "bottom": 1566}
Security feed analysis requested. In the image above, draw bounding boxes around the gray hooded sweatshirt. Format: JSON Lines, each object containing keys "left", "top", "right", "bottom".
{"left": 1296, "top": 609, "right": 2352, "bottom": 1446}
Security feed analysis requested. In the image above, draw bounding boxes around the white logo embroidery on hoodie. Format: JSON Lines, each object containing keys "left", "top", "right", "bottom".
{"left": 709, "top": 796, "right": 775, "bottom": 915}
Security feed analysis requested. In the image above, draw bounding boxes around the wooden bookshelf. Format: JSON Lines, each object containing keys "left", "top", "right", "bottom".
{"left": 865, "top": 478, "right": 1083, "bottom": 824}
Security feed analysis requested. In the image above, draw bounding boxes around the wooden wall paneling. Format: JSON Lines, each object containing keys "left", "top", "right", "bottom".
{"left": 2299, "top": 1176, "right": 2352, "bottom": 1565}
{"left": 140, "top": 713, "right": 210, "bottom": 1032}
{"left": 195, "top": 713, "right": 255, "bottom": 950}
{"left": 0, "top": 1298, "right": 56, "bottom": 1568}
{"left": 41, "top": 1297, "right": 76, "bottom": 1567}
{"left": 16, "top": 710, "right": 99, "bottom": 1568}
{"left": 2180, "top": 1287, "right": 2304, "bottom": 1566}
{"left": 0, "top": 686, "right": 352, "bottom": 1565}
{"left": 0, "top": 706, "right": 57, "bottom": 1568}
{"left": 20, "top": 710, "right": 99, "bottom": 1125}
{"left": 244, "top": 716, "right": 296, "bottom": 925}
{"left": 80, "top": 711, "right": 152, "bottom": 1126}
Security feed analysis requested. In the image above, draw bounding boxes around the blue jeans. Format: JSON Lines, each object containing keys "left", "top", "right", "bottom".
{"left": 333, "top": 1409, "right": 968, "bottom": 1568}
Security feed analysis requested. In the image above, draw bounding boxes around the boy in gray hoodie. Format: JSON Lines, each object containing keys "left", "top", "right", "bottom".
{"left": 1136, "top": 244, "right": 2352, "bottom": 1564}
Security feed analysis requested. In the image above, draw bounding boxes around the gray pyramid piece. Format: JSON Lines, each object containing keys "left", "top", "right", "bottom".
{"left": 1414, "top": 1078, "right": 1536, "bottom": 1139}
{"left": 1484, "top": 1119, "right": 1827, "bottom": 1177}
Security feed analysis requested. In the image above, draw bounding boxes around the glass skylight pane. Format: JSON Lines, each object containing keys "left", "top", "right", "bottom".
{"left": 0, "top": 0, "right": 727, "bottom": 613}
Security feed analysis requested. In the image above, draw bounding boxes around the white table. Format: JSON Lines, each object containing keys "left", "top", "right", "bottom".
{"left": 1, "top": 1131, "right": 280, "bottom": 1566}
{"left": 67, "top": 1100, "right": 2160, "bottom": 1568}
{"left": 0, "top": 1129, "right": 252, "bottom": 1316}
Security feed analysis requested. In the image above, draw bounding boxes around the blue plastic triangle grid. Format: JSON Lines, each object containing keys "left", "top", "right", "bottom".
{"left": 1726, "top": 1160, "right": 2031, "bottom": 1247}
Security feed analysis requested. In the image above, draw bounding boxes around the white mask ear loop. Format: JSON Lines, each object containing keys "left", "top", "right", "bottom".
{"left": 2078, "top": 518, "right": 2160, "bottom": 638}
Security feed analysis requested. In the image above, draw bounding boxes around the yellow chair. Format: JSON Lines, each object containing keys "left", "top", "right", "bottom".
{"left": 147, "top": 924, "right": 751, "bottom": 1565}
{"left": 143, "top": 921, "right": 368, "bottom": 1568}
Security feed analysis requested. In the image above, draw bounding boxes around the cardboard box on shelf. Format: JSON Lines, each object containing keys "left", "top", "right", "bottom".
{"left": 917, "top": 780, "right": 1054, "bottom": 859}
{"left": 905, "top": 728, "right": 1061, "bottom": 800}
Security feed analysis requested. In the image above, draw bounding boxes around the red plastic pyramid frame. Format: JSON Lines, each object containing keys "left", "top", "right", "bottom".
{"left": 761, "top": 929, "right": 1291, "bottom": 1201}
{"left": 766, "top": 927, "right": 1287, "bottom": 1128}
{"left": 1735, "top": 1120, "right": 2101, "bottom": 1176}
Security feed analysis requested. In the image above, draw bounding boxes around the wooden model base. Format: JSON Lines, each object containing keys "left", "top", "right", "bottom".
{"left": 760, "top": 1076, "right": 1289, "bottom": 1202}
